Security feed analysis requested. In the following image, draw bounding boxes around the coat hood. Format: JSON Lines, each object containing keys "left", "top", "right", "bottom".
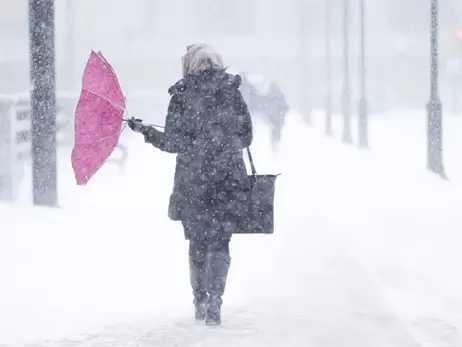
{"left": 182, "top": 43, "right": 224, "bottom": 77}
{"left": 168, "top": 70, "right": 242, "bottom": 96}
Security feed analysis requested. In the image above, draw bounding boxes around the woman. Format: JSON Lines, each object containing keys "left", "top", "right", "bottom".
{"left": 128, "top": 43, "right": 253, "bottom": 326}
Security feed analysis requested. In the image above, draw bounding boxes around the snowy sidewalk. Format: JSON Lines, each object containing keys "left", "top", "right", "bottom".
{"left": 4, "top": 113, "right": 462, "bottom": 346}
{"left": 28, "top": 215, "right": 416, "bottom": 347}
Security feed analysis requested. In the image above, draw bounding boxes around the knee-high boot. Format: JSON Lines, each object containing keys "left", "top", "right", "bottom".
{"left": 189, "top": 257, "right": 208, "bottom": 320}
{"left": 205, "top": 252, "right": 230, "bottom": 325}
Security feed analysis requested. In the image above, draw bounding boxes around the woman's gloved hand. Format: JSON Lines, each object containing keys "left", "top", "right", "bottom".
{"left": 127, "top": 117, "right": 144, "bottom": 133}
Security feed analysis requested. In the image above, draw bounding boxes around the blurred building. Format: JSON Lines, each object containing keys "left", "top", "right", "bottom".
{"left": 1, "top": 0, "right": 462, "bottom": 113}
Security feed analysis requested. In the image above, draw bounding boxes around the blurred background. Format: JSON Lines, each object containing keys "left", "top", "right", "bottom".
{"left": 5, "top": 3, "right": 462, "bottom": 346}
{"left": 1, "top": 0, "right": 462, "bottom": 122}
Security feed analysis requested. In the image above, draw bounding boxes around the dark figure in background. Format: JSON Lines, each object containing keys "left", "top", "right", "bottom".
{"left": 239, "top": 72, "right": 289, "bottom": 152}
{"left": 128, "top": 44, "right": 253, "bottom": 326}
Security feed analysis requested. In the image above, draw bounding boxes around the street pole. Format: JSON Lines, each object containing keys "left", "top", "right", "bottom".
{"left": 342, "top": 0, "right": 352, "bottom": 143}
{"left": 325, "top": 0, "right": 333, "bottom": 135}
{"left": 427, "top": 0, "right": 446, "bottom": 178}
{"left": 299, "top": 0, "right": 312, "bottom": 125}
{"left": 29, "top": 0, "right": 58, "bottom": 206}
{"left": 358, "top": 0, "right": 368, "bottom": 148}
{"left": 66, "top": 0, "right": 75, "bottom": 91}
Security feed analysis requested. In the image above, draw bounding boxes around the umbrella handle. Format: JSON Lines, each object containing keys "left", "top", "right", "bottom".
{"left": 122, "top": 117, "right": 165, "bottom": 129}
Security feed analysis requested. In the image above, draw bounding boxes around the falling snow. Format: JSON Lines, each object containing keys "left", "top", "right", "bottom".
{"left": 2, "top": 0, "right": 462, "bottom": 346}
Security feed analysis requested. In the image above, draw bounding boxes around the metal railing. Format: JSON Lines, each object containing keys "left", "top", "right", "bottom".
{"left": 0, "top": 93, "right": 130, "bottom": 202}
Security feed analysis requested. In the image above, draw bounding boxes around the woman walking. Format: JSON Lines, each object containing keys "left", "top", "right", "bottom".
{"left": 128, "top": 44, "right": 253, "bottom": 325}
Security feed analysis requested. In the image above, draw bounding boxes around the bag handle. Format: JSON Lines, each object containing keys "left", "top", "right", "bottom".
{"left": 246, "top": 147, "right": 257, "bottom": 176}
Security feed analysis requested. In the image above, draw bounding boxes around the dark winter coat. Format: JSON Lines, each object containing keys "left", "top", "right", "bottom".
{"left": 141, "top": 69, "right": 253, "bottom": 240}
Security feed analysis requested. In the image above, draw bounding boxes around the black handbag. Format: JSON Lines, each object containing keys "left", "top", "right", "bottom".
{"left": 234, "top": 147, "right": 279, "bottom": 234}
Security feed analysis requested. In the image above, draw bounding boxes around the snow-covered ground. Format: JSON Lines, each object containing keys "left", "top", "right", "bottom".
{"left": 2, "top": 110, "right": 462, "bottom": 346}
{"left": 310, "top": 109, "right": 462, "bottom": 180}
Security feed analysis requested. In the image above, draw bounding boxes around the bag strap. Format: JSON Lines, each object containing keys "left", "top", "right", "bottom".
{"left": 246, "top": 147, "right": 257, "bottom": 176}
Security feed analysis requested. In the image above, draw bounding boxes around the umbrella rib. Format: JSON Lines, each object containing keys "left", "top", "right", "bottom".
{"left": 82, "top": 88, "right": 125, "bottom": 111}
{"left": 74, "top": 133, "right": 120, "bottom": 145}
{"left": 85, "top": 124, "right": 128, "bottom": 182}
{"left": 74, "top": 123, "right": 127, "bottom": 145}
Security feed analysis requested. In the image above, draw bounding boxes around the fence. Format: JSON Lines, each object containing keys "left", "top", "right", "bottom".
{"left": 0, "top": 92, "right": 131, "bottom": 202}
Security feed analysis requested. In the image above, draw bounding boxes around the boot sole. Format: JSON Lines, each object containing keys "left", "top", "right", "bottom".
{"left": 205, "top": 320, "right": 221, "bottom": 326}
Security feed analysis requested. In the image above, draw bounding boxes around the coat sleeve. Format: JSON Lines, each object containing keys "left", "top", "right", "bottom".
{"left": 235, "top": 90, "right": 253, "bottom": 149}
{"left": 141, "top": 94, "right": 192, "bottom": 153}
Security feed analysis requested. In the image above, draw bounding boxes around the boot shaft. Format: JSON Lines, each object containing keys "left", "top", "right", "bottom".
{"left": 205, "top": 295, "right": 223, "bottom": 325}
{"left": 206, "top": 252, "right": 231, "bottom": 297}
{"left": 205, "top": 252, "right": 230, "bottom": 326}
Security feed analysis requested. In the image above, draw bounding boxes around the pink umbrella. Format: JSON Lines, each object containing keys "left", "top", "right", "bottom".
{"left": 71, "top": 50, "right": 125, "bottom": 185}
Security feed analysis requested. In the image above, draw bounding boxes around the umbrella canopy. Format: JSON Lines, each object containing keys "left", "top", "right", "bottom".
{"left": 71, "top": 50, "right": 125, "bottom": 185}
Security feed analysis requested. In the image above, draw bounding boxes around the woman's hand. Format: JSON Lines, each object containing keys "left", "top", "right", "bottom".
{"left": 127, "top": 117, "right": 144, "bottom": 133}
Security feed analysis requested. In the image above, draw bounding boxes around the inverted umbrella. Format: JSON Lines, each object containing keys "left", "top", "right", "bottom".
{"left": 71, "top": 50, "right": 125, "bottom": 185}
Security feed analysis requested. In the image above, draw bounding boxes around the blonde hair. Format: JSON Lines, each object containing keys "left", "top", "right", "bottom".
{"left": 182, "top": 43, "right": 224, "bottom": 77}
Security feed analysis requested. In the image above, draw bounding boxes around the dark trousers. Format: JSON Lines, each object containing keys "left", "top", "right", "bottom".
{"left": 189, "top": 238, "right": 230, "bottom": 264}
